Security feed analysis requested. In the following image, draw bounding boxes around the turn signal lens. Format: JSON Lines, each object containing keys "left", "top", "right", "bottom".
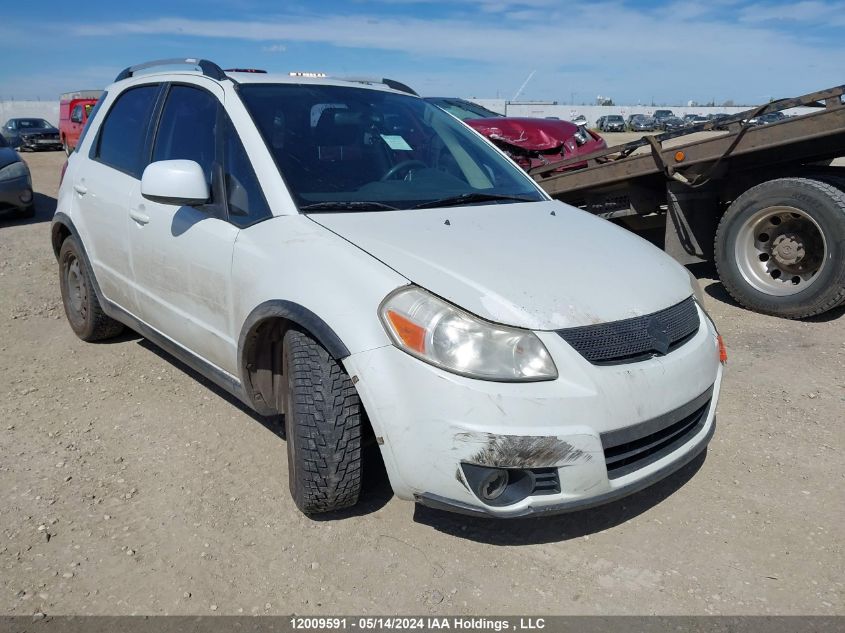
{"left": 386, "top": 310, "right": 425, "bottom": 353}
{"left": 717, "top": 335, "right": 728, "bottom": 364}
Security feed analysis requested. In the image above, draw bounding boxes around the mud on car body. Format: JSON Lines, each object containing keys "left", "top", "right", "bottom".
{"left": 53, "top": 59, "right": 724, "bottom": 518}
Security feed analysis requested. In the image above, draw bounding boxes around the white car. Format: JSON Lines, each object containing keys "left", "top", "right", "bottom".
{"left": 52, "top": 59, "right": 725, "bottom": 518}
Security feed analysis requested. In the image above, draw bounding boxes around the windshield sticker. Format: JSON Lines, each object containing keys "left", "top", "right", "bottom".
{"left": 380, "top": 134, "right": 413, "bottom": 151}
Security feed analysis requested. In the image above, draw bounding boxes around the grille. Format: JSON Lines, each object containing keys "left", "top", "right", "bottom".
{"left": 556, "top": 296, "right": 699, "bottom": 365}
{"left": 530, "top": 468, "right": 560, "bottom": 496}
{"left": 601, "top": 387, "right": 713, "bottom": 479}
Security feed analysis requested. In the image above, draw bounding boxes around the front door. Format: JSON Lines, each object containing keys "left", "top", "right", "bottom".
{"left": 127, "top": 81, "right": 240, "bottom": 375}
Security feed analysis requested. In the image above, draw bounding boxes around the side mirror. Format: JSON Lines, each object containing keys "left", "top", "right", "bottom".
{"left": 141, "top": 160, "right": 209, "bottom": 207}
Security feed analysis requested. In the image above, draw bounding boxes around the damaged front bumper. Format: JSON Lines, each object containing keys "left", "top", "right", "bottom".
{"left": 343, "top": 306, "right": 722, "bottom": 518}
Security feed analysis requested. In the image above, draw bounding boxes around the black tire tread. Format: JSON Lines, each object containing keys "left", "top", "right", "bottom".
{"left": 59, "top": 236, "right": 124, "bottom": 341}
{"left": 284, "top": 329, "right": 362, "bottom": 514}
{"left": 715, "top": 177, "right": 845, "bottom": 319}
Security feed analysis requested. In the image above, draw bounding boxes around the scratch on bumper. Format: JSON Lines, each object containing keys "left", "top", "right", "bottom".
{"left": 454, "top": 431, "right": 595, "bottom": 468}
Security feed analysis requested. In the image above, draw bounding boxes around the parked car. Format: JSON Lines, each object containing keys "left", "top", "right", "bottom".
{"left": 684, "top": 115, "right": 710, "bottom": 127}
{"left": 707, "top": 113, "right": 732, "bottom": 130}
{"left": 627, "top": 114, "right": 655, "bottom": 131}
{"left": 0, "top": 134, "right": 34, "bottom": 218}
{"left": 570, "top": 114, "right": 587, "bottom": 127}
{"left": 59, "top": 90, "right": 103, "bottom": 155}
{"left": 652, "top": 109, "right": 675, "bottom": 126}
{"left": 1, "top": 118, "right": 62, "bottom": 151}
{"left": 659, "top": 116, "right": 686, "bottom": 131}
{"left": 425, "top": 97, "right": 606, "bottom": 171}
{"left": 599, "top": 115, "right": 626, "bottom": 132}
{"left": 749, "top": 111, "right": 786, "bottom": 126}
{"left": 54, "top": 59, "right": 723, "bottom": 518}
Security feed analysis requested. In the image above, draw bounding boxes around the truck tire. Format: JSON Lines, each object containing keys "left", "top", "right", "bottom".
{"left": 62, "top": 137, "right": 71, "bottom": 156}
{"left": 715, "top": 177, "right": 845, "bottom": 318}
{"left": 282, "top": 328, "right": 362, "bottom": 514}
{"left": 58, "top": 236, "right": 124, "bottom": 341}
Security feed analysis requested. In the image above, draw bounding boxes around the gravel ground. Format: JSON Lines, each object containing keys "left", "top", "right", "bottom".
{"left": 1, "top": 150, "right": 843, "bottom": 617}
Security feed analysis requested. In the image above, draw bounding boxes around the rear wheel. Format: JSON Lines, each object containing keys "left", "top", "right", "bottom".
{"left": 282, "top": 328, "right": 362, "bottom": 514}
{"left": 58, "top": 236, "right": 124, "bottom": 341}
{"left": 715, "top": 177, "right": 845, "bottom": 318}
{"left": 62, "top": 137, "right": 71, "bottom": 156}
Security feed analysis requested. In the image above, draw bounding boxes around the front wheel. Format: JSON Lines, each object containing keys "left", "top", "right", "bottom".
{"left": 282, "top": 328, "right": 363, "bottom": 514}
{"left": 715, "top": 177, "right": 845, "bottom": 318}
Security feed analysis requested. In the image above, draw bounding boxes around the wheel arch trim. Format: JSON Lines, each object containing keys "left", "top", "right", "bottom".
{"left": 237, "top": 300, "right": 352, "bottom": 416}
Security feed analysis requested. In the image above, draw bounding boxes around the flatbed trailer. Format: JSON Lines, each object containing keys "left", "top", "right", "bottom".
{"left": 531, "top": 85, "right": 845, "bottom": 319}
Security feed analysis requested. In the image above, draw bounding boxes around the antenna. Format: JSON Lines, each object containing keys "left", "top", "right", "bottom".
{"left": 512, "top": 70, "right": 536, "bottom": 102}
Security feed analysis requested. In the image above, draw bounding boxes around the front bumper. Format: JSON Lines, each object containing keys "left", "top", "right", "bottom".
{"left": 20, "top": 137, "right": 62, "bottom": 151}
{"left": 344, "top": 305, "right": 723, "bottom": 517}
{"left": 0, "top": 175, "right": 33, "bottom": 215}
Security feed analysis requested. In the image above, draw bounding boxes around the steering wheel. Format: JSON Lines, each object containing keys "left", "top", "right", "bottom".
{"left": 380, "top": 159, "right": 428, "bottom": 182}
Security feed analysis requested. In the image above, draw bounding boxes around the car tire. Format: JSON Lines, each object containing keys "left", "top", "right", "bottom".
{"left": 282, "top": 328, "right": 362, "bottom": 515}
{"left": 62, "top": 138, "right": 71, "bottom": 156}
{"left": 58, "top": 236, "right": 124, "bottom": 341}
{"left": 715, "top": 177, "right": 845, "bottom": 318}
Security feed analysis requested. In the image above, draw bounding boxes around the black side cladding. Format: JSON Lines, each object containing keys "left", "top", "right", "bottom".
{"left": 556, "top": 296, "right": 700, "bottom": 365}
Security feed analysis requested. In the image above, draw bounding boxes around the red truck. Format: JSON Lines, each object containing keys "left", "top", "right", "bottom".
{"left": 59, "top": 90, "right": 103, "bottom": 155}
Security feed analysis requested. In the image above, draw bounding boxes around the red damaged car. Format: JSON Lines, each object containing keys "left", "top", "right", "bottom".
{"left": 425, "top": 97, "right": 606, "bottom": 172}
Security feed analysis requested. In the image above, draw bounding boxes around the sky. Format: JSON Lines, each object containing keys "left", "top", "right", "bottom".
{"left": 1, "top": 0, "right": 843, "bottom": 105}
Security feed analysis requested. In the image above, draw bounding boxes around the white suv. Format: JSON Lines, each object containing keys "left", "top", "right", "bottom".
{"left": 52, "top": 59, "right": 725, "bottom": 518}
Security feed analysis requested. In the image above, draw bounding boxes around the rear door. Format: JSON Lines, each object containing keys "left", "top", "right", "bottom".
{"left": 72, "top": 84, "right": 161, "bottom": 315}
{"left": 126, "top": 81, "right": 243, "bottom": 373}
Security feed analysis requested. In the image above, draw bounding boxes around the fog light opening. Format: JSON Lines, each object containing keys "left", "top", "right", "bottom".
{"left": 19, "top": 189, "right": 33, "bottom": 204}
{"left": 480, "top": 469, "right": 509, "bottom": 501}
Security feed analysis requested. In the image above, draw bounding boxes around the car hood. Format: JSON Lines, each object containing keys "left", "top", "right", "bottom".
{"left": 310, "top": 201, "right": 693, "bottom": 330}
{"left": 0, "top": 147, "right": 21, "bottom": 170}
{"left": 19, "top": 127, "right": 58, "bottom": 135}
{"left": 464, "top": 117, "right": 579, "bottom": 152}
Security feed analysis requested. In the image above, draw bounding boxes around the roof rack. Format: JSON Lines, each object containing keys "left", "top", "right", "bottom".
{"left": 114, "top": 58, "right": 227, "bottom": 82}
{"left": 337, "top": 76, "right": 418, "bottom": 96}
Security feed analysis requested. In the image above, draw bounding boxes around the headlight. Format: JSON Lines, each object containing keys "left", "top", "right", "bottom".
{"left": 573, "top": 127, "right": 591, "bottom": 146}
{"left": 380, "top": 286, "right": 558, "bottom": 381}
{"left": 0, "top": 161, "right": 28, "bottom": 181}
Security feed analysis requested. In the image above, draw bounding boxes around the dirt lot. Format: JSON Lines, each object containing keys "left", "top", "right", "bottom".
{"left": 1, "top": 150, "right": 843, "bottom": 617}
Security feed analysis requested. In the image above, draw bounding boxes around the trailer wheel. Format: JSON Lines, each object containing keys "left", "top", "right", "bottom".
{"left": 715, "top": 178, "right": 845, "bottom": 318}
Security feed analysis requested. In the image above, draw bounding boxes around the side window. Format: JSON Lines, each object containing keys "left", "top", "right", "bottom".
{"left": 94, "top": 85, "right": 158, "bottom": 177}
{"left": 152, "top": 85, "right": 218, "bottom": 190}
{"left": 223, "top": 117, "right": 271, "bottom": 228}
{"left": 71, "top": 105, "right": 83, "bottom": 123}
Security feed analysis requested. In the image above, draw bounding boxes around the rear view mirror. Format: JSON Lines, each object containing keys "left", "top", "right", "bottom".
{"left": 141, "top": 160, "right": 209, "bottom": 206}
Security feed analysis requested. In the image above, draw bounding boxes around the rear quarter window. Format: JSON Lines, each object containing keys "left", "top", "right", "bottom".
{"left": 92, "top": 85, "right": 159, "bottom": 177}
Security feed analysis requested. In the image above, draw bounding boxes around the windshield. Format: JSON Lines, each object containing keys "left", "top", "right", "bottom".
{"left": 423, "top": 97, "right": 503, "bottom": 120}
{"left": 239, "top": 84, "right": 545, "bottom": 211}
{"left": 17, "top": 119, "right": 52, "bottom": 129}
{"left": 607, "top": 115, "right": 623, "bottom": 122}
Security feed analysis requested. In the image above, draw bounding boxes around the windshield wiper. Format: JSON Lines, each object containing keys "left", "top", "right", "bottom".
{"left": 300, "top": 201, "right": 399, "bottom": 212}
{"left": 411, "top": 192, "right": 536, "bottom": 210}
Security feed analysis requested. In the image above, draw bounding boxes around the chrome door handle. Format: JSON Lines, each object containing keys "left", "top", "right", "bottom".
{"left": 129, "top": 208, "right": 150, "bottom": 225}
{"left": 73, "top": 183, "right": 87, "bottom": 195}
